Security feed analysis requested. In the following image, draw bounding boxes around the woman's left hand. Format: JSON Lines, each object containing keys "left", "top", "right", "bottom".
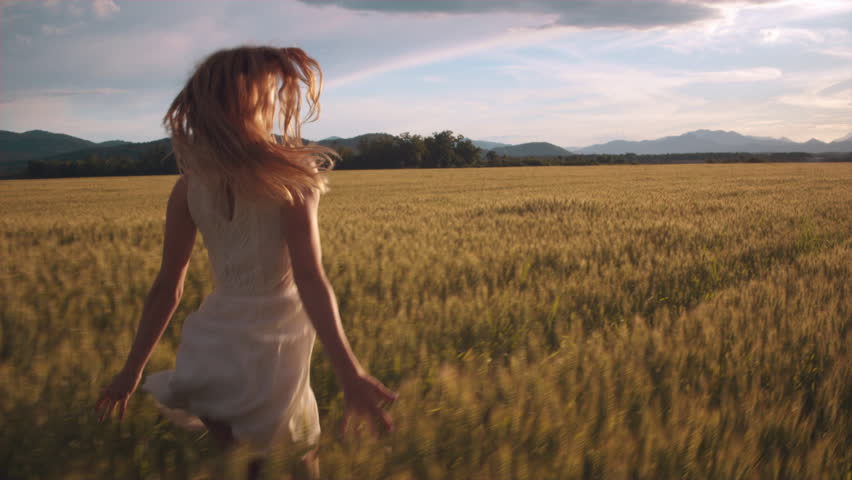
{"left": 95, "top": 367, "right": 142, "bottom": 422}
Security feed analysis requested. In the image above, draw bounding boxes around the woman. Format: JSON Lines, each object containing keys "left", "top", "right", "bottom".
{"left": 95, "top": 46, "right": 396, "bottom": 479}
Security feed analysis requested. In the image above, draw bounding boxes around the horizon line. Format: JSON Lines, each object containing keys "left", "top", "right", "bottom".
{"left": 3, "top": 127, "right": 851, "bottom": 149}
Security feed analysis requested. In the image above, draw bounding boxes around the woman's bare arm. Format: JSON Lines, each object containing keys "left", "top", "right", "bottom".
{"left": 282, "top": 188, "right": 397, "bottom": 434}
{"left": 96, "top": 175, "right": 196, "bottom": 421}
{"left": 122, "top": 175, "right": 197, "bottom": 375}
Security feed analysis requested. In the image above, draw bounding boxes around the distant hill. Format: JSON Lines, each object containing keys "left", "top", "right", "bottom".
{"left": 97, "top": 140, "right": 132, "bottom": 148}
{"left": 490, "top": 142, "right": 571, "bottom": 157}
{"left": 4, "top": 128, "right": 849, "bottom": 178}
{"left": 472, "top": 140, "right": 509, "bottom": 150}
{"left": 0, "top": 130, "right": 135, "bottom": 174}
{"left": 2, "top": 130, "right": 392, "bottom": 173}
{"left": 32, "top": 137, "right": 172, "bottom": 165}
{"left": 0, "top": 130, "right": 96, "bottom": 165}
{"left": 316, "top": 133, "right": 395, "bottom": 151}
{"left": 577, "top": 129, "right": 852, "bottom": 154}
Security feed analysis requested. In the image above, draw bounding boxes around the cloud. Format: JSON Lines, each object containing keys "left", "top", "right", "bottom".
{"left": 777, "top": 93, "right": 851, "bottom": 110}
{"left": 688, "top": 67, "right": 783, "bottom": 83}
{"left": 301, "top": 0, "right": 721, "bottom": 29}
{"left": 68, "top": 1, "right": 85, "bottom": 17}
{"left": 92, "top": 0, "right": 119, "bottom": 18}
{"left": 492, "top": 58, "right": 784, "bottom": 102}
{"left": 40, "top": 22, "right": 82, "bottom": 35}
{"left": 22, "top": 14, "right": 235, "bottom": 83}
{"left": 0, "top": 95, "right": 73, "bottom": 134}
{"left": 315, "top": 59, "right": 814, "bottom": 145}
{"left": 820, "top": 78, "right": 852, "bottom": 96}
{"left": 0, "top": 0, "right": 23, "bottom": 12}
{"left": 759, "top": 27, "right": 824, "bottom": 45}
{"left": 819, "top": 48, "right": 852, "bottom": 59}
{"left": 325, "top": 25, "right": 573, "bottom": 89}
{"left": 455, "top": 57, "right": 851, "bottom": 143}
{"left": 3, "top": 0, "right": 848, "bottom": 144}
{"left": 0, "top": 91, "right": 167, "bottom": 142}
{"left": 1, "top": 88, "right": 128, "bottom": 101}
{"left": 14, "top": 33, "right": 32, "bottom": 45}
{"left": 772, "top": 73, "right": 852, "bottom": 116}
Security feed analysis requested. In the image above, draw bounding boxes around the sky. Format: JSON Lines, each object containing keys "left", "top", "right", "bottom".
{"left": 1, "top": 0, "right": 850, "bottom": 147}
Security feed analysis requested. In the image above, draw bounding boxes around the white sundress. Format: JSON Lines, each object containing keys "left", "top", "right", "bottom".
{"left": 141, "top": 175, "right": 320, "bottom": 455}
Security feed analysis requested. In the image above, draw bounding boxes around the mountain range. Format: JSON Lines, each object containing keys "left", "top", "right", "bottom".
{"left": 572, "top": 130, "right": 852, "bottom": 155}
{"left": 475, "top": 130, "right": 852, "bottom": 157}
{"left": 1, "top": 129, "right": 850, "bottom": 174}
{"left": 0, "top": 130, "right": 131, "bottom": 164}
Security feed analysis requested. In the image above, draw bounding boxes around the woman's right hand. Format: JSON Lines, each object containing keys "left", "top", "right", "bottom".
{"left": 281, "top": 192, "right": 398, "bottom": 437}
{"left": 339, "top": 372, "right": 398, "bottom": 438}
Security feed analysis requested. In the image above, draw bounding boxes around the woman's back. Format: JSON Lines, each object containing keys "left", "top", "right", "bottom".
{"left": 187, "top": 175, "right": 294, "bottom": 296}
{"left": 97, "top": 47, "right": 396, "bottom": 478}
{"left": 141, "top": 175, "right": 320, "bottom": 453}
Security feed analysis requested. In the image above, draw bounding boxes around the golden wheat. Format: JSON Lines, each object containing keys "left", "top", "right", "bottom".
{"left": 1, "top": 164, "right": 850, "bottom": 479}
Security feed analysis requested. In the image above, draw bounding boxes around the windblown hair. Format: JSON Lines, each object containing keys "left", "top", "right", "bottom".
{"left": 164, "top": 46, "right": 336, "bottom": 204}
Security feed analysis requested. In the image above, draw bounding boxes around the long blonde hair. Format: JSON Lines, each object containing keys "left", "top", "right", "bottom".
{"left": 164, "top": 46, "right": 336, "bottom": 204}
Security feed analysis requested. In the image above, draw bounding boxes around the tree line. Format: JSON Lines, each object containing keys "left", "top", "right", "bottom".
{"left": 27, "top": 143, "right": 176, "bottom": 178}
{"left": 334, "top": 131, "right": 481, "bottom": 169}
{"left": 23, "top": 130, "right": 830, "bottom": 179}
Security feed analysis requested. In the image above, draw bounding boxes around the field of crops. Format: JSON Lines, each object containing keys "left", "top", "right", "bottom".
{"left": 1, "top": 164, "right": 850, "bottom": 479}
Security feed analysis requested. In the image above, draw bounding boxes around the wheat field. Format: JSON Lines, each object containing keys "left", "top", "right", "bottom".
{"left": 1, "top": 164, "right": 850, "bottom": 479}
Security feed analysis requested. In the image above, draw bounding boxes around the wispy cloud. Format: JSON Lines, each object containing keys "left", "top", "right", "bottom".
{"left": 759, "top": 27, "right": 824, "bottom": 44}
{"left": 778, "top": 93, "right": 850, "bottom": 110}
{"left": 1, "top": 0, "right": 849, "bottom": 143}
{"left": 819, "top": 48, "right": 852, "bottom": 59}
{"left": 820, "top": 78, "right": 852, "bottom": 96}
{"left": 326, "top": 26, "right": 574, "bottom": 89}
{"left": 303, "top": 0, "right": 722, "bottom": 29}
{"left": 0, "top": 89, "right": 167, "bottom": 141}
{"left": 779, "top": 75, "right": 852, "bottom": 110}
{"left": 2, "top": 88, "right": 128, "bottom": 101}
{"left": 40, "top": 22, "right": 83, "bottom": 35}
{"left": 0, "top": 0, "right": 23, "bottom": 12}
{"left": 13, "top": 33, "right": 32, "bottom": 45}
{"left": 687, "top": 67, "right": 784, "bottom": 83}
{"left": 92, "top": 0, "right": 119, "bottom": 19}
{"left": 68, "top": 2, "right": 85, "bottom": 17}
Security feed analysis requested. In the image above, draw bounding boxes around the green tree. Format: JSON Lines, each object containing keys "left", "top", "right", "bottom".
{"left": 453, "top": 135, "right": 480, "bottom": 167}
{"left": 398, "top": 132, "right": 426, "bottom": 168}
{"left": 485, "top": 150, "right": 499, "bottom": 164}
{"left": 424, "top": 130, "right": 458, "bottom": 168}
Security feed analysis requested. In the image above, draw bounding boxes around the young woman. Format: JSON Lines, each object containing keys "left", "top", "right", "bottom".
{"left": 95, "top": 46, "right": 396, "bottom": 479}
